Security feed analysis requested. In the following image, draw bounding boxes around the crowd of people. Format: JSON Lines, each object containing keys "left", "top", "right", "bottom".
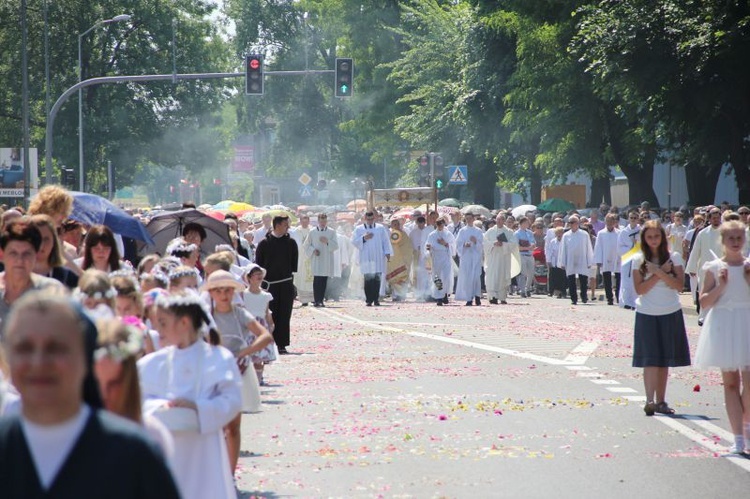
{"left": 1, "top": 184, "right": 750, "bottom": 499}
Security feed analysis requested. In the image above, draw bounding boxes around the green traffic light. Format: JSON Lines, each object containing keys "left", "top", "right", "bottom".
{"left": 436, "top": 179, "right": 444, "bottom": 189}
{"left": 340, "top": 84, "right": 349, "bottom": 94}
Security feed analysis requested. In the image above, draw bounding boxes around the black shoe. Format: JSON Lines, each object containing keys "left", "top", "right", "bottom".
{"left": 374, "top": 301, "right": 381, "bottom": 306}
{"left": 489, "top": 298, "right": 498, "bottom": 305}
{"left": 442, "top": 296, "right": 449, "bottom": 304}
{"left": 581, "top": 298, "right": 588, "bottom": 304}
{"left": 278, "top": 347, "right": 289, "bottom": 355}
{"left": 500, "top": 300, "right": 508, "bottom": 305}
{"left": 465, "top": 301, "right": 473, "bottom": 306}
{"left": 571, "top": 301, "right": 578, "bottom": 305}
{"left": 436, "top": 301, "right": 443, "bottom": 306}
{"left": 624, "top": 305, "right": 634, "bottom": 310}
{"left": 475, "top": 297, "right": 481, "bottom": 306}
{"left": 366, "top": 302, "right": 372, "bottom": 307}
{"left": 607, "top": 300, "right": 614, "bottom": 305}
{"left": 313, "top": 302, "right": 321, "bottom": 307}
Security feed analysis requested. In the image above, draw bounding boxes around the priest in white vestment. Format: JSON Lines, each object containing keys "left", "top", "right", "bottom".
{"left": 425, "top": 218, "right": 456, "bottom": 305}
{"left": 409, "top": 216, "right": 432, "bottom": 301}
{"left": 454, "top": 213, "right": 483, "bottom": 305}
{"left": 594, "top": 213, "right": 621, "bottom": 305}
{"left": 483, "top": 214, "right": 518, "bottom": 304}
{"left": 558, "top": 216, "right": 594, "bottom": 305}
{"left": 291, "top": 214, "right": 313, "bottom": 305}
{"left": 351, "top": 211, "right": 392, "bottom": 306}
{"left": 304, "top": 213, "right": 339, "bottom": 307}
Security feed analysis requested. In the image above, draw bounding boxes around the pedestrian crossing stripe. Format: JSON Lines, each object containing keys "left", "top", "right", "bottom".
{"left": 448, "top": 165, "right": 468, "bottom": 185}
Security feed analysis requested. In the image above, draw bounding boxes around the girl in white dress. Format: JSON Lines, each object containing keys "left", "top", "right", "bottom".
{"left": 242, "top": 264, "right": 277, "bottom": 385}
{"left": 203, "top": 270, "right": 273, "bottom": 475}
{"left": 137, "top": 290, "right": 242, "bottom": 499}
{"left": 695, "top": 220, "right": 750, "bottom": 454}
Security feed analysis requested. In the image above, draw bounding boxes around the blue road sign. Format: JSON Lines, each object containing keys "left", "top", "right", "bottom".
{"left": 299, "top": 185, "right": 312, "bottom": 197}
{"left": 447, "top": 165, "right": 468, "bottom": 185}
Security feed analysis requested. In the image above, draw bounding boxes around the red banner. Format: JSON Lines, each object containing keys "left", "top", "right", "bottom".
{"left": 233, "top": 145, "right": 255, "bottom": 173}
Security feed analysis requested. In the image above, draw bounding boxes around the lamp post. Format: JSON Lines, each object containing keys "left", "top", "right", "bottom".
{"left": 78, "top": 14, "right": 130, "bottom": 192}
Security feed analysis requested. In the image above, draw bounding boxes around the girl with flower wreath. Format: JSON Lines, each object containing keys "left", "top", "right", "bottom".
{"left": 93, "top": 318, "right": 173, "bottom": 459}
{"left": 242, "top": 263, "right": 277, "bottom": 385}
{"left": 202, "top": 270, "right": 273, "bottom": 475}
{"left": 76, "top": 269, "right": 116, "bottom": 319}
{"left": 168, "top": 265, "right": 199, "bottom": 292}
{"left": 137, "top": 290, "right": 242, "bottom": 499}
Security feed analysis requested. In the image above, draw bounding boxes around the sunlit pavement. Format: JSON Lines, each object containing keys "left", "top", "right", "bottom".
{"left": 235, "top": 292, "right": 749, "bottom": 498}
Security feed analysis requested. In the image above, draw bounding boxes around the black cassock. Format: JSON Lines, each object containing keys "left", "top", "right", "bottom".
{"left": 0, "top": 409, "right": 180, "bottom": 499}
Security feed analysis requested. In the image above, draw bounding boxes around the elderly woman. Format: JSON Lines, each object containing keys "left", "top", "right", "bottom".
{"left": 29, "top": 214, "right": 79, "bottom": 288}
{"left": 77, "top": 225, "right": 125, "bottom": 272}
{"left": 0, "top": 219, "right": 64, "bottom": 323}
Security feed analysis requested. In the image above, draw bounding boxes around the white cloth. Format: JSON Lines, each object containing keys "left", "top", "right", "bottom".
{"left": 138, "top": 341, "right": 241, "bottom": 499}
{"left": 633, "top": 252, "right": 684, "bottom": 316}
{"left": 483, "top": 226, "right": 517, "bottom": 300}
{"left": 351, "top": 224, "right": 392, "bottom": 275}
{"left": 594, "top": 227, "right": 621, "bottom": 273}
{"left": 667, "top": 223, "right": 687, "bottom": 255}
{"left": 409, "top": 226, "right": 432, "bottom": 299}
{"left": 426, "top": 228, "right": 456, "bottom": 298}
{"left": 454, "top": 226, "right": 483, "bottom": 300}
{"left": 695, "top": 259, "right": 750, "bottom": 369}
{"left": 685, "top": 225, "right": 723, "bottom": 279}
{"left": 304, "top": 227, "right": 339, "bottom": 277}
{"left": 291, "top": 227, "right": 313, "bottom": 301}
{"left": 243, "top": 289, "right": 273, "bottom": 320}
{"left": 618, "top": 225, "right": 641, "bottom": 308}
{"left": 21, "top": 405, "right": 91, "bottom": 489}
{"left": 558, "top": 229, "right": 594, "bottom": 276}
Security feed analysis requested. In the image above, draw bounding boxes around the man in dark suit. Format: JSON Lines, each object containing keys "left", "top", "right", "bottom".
{"left": 0, "top": 291, "right": 179, "bottom": 499}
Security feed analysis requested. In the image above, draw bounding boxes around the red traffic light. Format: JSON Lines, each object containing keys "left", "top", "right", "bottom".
{"left": 419, "top": 155, "right": 429, "bottom": 166}
{"left": 248, "top": 58, "right": 260, "bottom": 70}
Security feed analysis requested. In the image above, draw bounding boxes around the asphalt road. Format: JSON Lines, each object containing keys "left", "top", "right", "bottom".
{"left": 236, "top": 292, "right": 749, "bottom": 498}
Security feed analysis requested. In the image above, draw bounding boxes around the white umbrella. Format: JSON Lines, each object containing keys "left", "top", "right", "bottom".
{"left": 460, "top": 204, "right": 491, "bottom": 218}
{"left": 511, "top": 204, "right": 537, "bottom": 219}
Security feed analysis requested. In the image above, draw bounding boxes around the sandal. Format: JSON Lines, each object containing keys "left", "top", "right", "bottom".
{"left": 654, "top": 402, "right": 675, "bottom": 415}
{"left": 643, "top": 402, "right": 656, "bottom": 416}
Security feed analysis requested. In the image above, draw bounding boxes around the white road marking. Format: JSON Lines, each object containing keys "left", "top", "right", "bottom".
{"left": 591, "top": 379, "right": 620, "bottom": 385}
{"left": 563, "top": 341, "right": 600, "bottom": 365}
{"left": 576, "top": 372, "right": 603, "bottom": 378}
{"left": 606, "top": 387, "right": 638, "bottom": 393}
{"left": 315, "top": 307, "right": 579, "bottom": 366}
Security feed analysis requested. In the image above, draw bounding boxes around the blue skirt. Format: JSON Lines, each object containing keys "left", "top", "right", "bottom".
{"left": 632, "top": 310, "right": 691, "bottom": 367}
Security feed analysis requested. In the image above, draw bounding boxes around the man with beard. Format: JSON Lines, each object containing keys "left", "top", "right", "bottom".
{"left": 425, "top": 218, "right": 456, "bottom": 306}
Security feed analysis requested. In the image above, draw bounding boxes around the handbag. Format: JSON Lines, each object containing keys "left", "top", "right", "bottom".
{"left": 150, "top": 345, "right": 203, "bottom": 433}
{"left": 241, "top": 367, "right": 262, "bottom": 413}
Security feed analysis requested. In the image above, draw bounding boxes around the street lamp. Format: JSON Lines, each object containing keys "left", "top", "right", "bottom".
{"left": 78, "top": 14, "right": 131, "bottom": 192}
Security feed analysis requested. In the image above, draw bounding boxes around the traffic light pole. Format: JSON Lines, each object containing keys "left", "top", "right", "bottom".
{"left": 45, "top": 69, "right": 337, "bottom": 184}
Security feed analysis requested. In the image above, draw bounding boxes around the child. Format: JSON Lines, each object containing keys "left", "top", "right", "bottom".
{"left": 137, "top": 290, "right": 241, "bottom": 499}
{"left": 202, "top": 270, "right": 274, "bottom": 475}
{"left": 168, "top": 265, "right": 199, "bottom": 292}
{"left": 242, "top": 264, "right": 277, "bottom": 385}
{"left": 76, "top": 269, "right": 116, "bottom": 319}
{"left": 111, "top": 271, "right": 157, "bottom": 354}
{"left": 632, "top": 220, "right": 691, "bottom": 416}
{"left": 695, "top": 220, "right": 750, "bottom": 454}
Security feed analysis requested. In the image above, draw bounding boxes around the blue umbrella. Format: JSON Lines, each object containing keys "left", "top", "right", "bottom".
{"left": 69, "top": 191, "right": 154, "bottom": 245}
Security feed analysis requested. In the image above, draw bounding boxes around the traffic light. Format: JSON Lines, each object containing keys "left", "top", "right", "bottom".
{"left": 245, "top": 54, "right": 264, "bottom": 95}
{"left": 417, "top": 155, "right": 430, "bottom": 186}
{"left": 435, "top": 178, "right": 444, "bottom": 190}
{"left": 61, "top": 168, "right": 75, "bottom": 188}
{"left": 433, "top": 155, "right": 444, "bottom": 181}
{"left": 335, "top": 58, "right": 353, "bottom": 97}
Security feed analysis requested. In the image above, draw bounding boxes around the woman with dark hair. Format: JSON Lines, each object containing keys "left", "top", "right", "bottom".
{"left": 29, "top": 214, "right": 78, "bottom": 288}
{"left": 0, "top": 219, "right": 63, "bottom": 322}
{"left": 79, "top": 225, "right": 123, "bottom": 272}
{"left": 632, "top": 220, "right": 690, "bottom": 416}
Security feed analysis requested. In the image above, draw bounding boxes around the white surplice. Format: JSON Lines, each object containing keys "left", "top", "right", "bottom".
{"left": 138, "top": 341, "right": 242, "bottom": 499}
{"left": 483, "top": 226, "right": 518, "bottom": 301}
{"left": 594, "top": 227, "right": 621, "bottom": 273}
{"left": 617, "top": 224, "right": 641, "bottom": 308}
{"left": 304, "top": 227, "right": 339, "bottom": 277}
{"left": 454, "top": 225, "right": 483, "bottom": 301}
{"left": 291, "top": 226, "right": 313, "bottom": 301}
{"left": 351, "top": 223, "right": 393, "bottom": 275}
{"left": 425, "top": 228, "right": 456, "bottom": 298}
{"left": 409, "top": 226, "right": 432, "bottom": 299}
{"left": 558, "top": 228, "right": 594, "bottom": 276}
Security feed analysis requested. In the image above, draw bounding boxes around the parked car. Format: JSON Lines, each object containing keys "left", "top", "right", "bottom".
{"left": 0, "top": 164, "right": 24, "bottom": 187}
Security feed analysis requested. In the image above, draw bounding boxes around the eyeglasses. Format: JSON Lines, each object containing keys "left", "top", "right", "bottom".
{"left": 629, "top": 216, "right": 638, "bottom": 220}
{"left": 739, "top": 211, "right": 750, "bottom": 215}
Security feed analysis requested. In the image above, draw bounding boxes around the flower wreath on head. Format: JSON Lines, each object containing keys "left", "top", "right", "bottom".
{"left": 74, "top": 287, "right": 117, "bottom": 301}
{"left": 109, "top": 270, "right": 141, "bottom": 293}
{"left": 140, "top": 271, "right": 169, "bottom": 289}
{"left": 155, "top": 289, "right": 216, "bottom": 336}
{"left": 167, "top": 240, "right": 198, "bottom": 257}
{"left": 94, "top": 324, "right": 144, "bottom": 362}
{"left": 168, "top": 267, "right": 199, "bottom": 282}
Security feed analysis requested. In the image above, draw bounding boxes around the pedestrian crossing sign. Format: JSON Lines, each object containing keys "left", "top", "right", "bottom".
{"left": 448, "top": 165, "right": 468, "bottom": 185}
{"left": 299, "top": 185, "right": 312, "bottom": 197}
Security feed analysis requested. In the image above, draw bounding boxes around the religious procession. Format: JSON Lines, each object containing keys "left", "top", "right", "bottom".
{"left": 2, "top": 183, "right": 750, "bottom": 498}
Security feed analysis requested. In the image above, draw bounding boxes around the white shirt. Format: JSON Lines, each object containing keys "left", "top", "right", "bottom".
{"left": 634, "top": 252, "right": 684, "bottom": 315}
{"left": 21, "top": 405, "right": 91, "bottom": 489}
